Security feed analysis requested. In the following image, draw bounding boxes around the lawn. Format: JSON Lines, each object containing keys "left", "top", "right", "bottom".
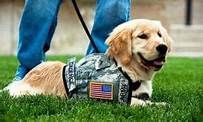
{"left": 0, "top": 55, "right": 203, "bottom": 121}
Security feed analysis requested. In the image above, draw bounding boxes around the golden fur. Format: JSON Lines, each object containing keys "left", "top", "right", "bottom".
{"left": 24, "top": 61, "right": 66, "bottom": 96}
{"left": 4, "top": 19, "right": 173, "bottom": 106}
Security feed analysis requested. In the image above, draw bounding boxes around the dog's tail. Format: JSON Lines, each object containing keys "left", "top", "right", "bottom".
{"left": 2, "top": 80, "right": 42, "bottom": 97}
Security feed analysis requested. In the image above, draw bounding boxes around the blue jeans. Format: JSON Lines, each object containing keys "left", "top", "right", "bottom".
{"left": 15, "top": 0, "right": 131, "bottom": 80}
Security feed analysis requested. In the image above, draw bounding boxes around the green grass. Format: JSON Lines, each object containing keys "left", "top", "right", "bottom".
{"left": 0, "top": 55, "right": 203, "bottom": 121}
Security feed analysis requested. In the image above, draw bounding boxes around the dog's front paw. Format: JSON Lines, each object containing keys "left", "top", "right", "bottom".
{"left": 151, "top": 101, "right": 169, "bottom": 107}
{"left": 130, "top": 98, "right": 169, "bottom": 107}
{"left": 130, "top": 97, "right": 148, "bottom": 106}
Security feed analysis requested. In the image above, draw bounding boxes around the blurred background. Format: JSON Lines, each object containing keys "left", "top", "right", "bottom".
{"left": 0, "top": 0, "right": 203, "bottom": 56}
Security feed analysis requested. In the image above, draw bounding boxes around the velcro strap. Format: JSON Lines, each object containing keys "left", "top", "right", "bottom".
{"left": 62, "top": 58, "right": 77, "bottom": 98}
{"left": 118, "top": 80, "right": 131, "bottom": 104}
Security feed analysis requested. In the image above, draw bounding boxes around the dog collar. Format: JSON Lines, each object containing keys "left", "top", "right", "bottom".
{"left": 113, "top": 58, "right": 142, "bottom": 91}
{"left": 118, "top": 67, "right": 141, "bottom": 88}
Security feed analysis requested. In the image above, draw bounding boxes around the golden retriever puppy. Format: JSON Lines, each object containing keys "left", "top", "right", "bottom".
{"left": 3, "top": 19, "right": 172, "bottom": 106}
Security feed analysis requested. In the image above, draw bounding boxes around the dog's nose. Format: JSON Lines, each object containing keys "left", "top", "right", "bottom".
{"left": 156, "top": 44, "right": 168, "bottom": 55}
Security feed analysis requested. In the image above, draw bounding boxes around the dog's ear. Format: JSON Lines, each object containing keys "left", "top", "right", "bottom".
{"left": 159, "top": 23, "right": 173, "bottom": 52}
{"left": 106, "top": 28, "right": 133, "bottom": 65}
{"left": 165, "top": 34, "right": 173, "bottom": 52}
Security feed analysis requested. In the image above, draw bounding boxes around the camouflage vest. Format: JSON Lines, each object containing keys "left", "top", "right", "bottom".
{"left": 62, "top": 54, "right": 133, "bottom": 104}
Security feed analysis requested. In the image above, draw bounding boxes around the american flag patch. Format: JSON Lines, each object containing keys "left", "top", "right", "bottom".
{"left": 89, "top": 82, "right": 113, "bottom": 100}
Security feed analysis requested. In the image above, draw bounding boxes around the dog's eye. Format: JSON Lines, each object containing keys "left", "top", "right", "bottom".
{"left": 158, "top": 31, "right": 162, "bottom": 37}
{"left": 138, "top": 34, "right": 148, "bottom": 39}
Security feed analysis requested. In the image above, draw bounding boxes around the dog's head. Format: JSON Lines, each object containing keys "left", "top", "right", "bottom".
{"left": 106, "top": 19, "right": 172, "bottom": 72}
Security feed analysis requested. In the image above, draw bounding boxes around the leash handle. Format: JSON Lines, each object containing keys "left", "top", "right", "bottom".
{"left": 71, "top": 0, "right": 99, "bottom": 53}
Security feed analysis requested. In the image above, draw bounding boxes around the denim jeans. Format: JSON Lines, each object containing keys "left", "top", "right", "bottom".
{"left": 15, "top": 0, "right": 131, "bottom": 80}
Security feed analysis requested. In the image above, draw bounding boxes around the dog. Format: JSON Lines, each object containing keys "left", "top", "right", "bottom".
{"left": 3, "top": 19, "right": 172, "bottom": 106}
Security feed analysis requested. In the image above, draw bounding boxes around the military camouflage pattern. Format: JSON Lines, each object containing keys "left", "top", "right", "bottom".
{"left": 63, "top": 53, "right": 131, "bottom": 104}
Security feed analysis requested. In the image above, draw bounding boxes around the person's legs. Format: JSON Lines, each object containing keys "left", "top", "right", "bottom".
{"left": 86, "top": 0, "right": 131, "bottom": 55}
{"left": 15, "top": 0, "right": 62, "bottom": 80}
